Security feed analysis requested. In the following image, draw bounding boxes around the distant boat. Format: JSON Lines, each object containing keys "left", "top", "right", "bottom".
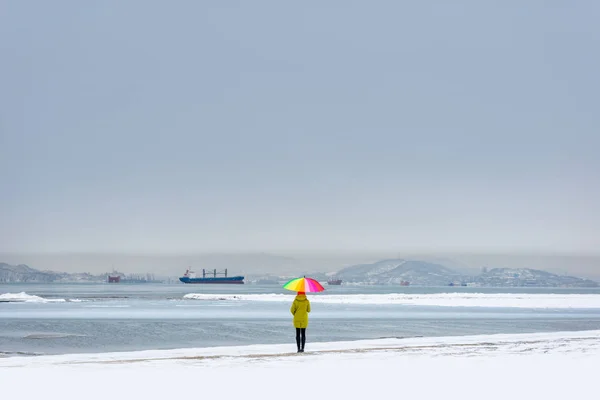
{"left": 179, "top": 268, "right": 244, "bottom": 284}
{"left": 400, "top": 280, "right": 410, "bottom": 286}
{"left": 327, "top": 278, "right": 342, "bottom": 285}
{"left": 108, "top": 269, "right": 121, "bottom": 283}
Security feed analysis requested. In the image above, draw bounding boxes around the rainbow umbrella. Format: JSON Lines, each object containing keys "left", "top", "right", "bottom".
{"left": 283, "top": 276, "right": 325, "bottom": 293}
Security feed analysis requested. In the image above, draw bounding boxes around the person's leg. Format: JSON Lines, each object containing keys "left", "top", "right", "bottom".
{"left": 295, "top": 328, "right": 301, "bottom": 352}
{"left": 301, "top": 328, "right": 306, "bottom": 351}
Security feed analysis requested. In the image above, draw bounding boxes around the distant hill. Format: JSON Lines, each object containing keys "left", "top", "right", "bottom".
{"left": 335, "top": 259, "right": 462, "bottom": 286}
{"left": 332, "top": 259, "right": 599, "bottom": 287}
{"left": 0, "top": 263, "right": 107, "bottom": 283}
{"left": 475, "top": 268, "right": 599, "bottom": 288}
{"left": 0, "top": 263, "right": 58, "bottom": 283}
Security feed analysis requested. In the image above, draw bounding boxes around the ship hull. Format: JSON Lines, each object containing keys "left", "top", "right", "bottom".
{"left": 179, "top": 276, "right": 245, "bottom": 284}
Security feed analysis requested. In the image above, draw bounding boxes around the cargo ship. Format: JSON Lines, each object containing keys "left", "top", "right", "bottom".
{"left": 327, "top": 278, "right": 342, "bottom": 285}
{"left": 179, "top": 268, "right": 244, "bottom": 284}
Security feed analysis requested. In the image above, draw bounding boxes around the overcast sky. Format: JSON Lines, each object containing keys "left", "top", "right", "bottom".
{"left": 1, "top": 1, "right": 599, "bottom": 255}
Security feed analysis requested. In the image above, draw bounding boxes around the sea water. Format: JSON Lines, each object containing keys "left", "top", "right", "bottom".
{"left": 2, "top": 283, "right": 600, "bottom": 356}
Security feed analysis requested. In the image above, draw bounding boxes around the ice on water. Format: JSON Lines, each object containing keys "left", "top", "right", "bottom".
{"left": 183, "top": 292, "right": 600, "bottom": 308}
{"left": 0, "top": 292, "right": 67, "bottom": 303}
{"left": 7, "top": 290, "right": 600, "bottom": 308}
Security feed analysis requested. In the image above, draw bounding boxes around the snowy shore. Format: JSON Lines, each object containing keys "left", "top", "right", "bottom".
{"left": 2, "top": 330, "right": 599, "bottom": 400}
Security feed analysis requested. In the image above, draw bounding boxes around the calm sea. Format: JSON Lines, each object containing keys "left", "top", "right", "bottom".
{"left": 2, "top": 283, "right": 600, "bottom": 357}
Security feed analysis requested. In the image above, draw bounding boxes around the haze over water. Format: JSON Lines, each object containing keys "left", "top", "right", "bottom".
{"left": 1, "top": 2, "right": 599, "bottom": 267}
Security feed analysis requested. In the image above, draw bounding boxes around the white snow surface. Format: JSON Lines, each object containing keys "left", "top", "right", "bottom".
{"left": 0, "top": 292, "right": 67, "bottom": 303}
{"left": 183, "top": 292, "right": 600, "bottom": 308}
{"left": 1, "top": 330, "right": 599, "bottom": 400}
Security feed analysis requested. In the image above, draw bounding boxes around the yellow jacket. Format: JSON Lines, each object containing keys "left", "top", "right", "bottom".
{"left": 290, "top": 294, "right": 311, "bottom": 328}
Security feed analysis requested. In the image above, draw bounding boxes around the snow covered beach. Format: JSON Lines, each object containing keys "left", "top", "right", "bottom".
{"left": 2, "top": 330, "right": 599, "bottom": 400}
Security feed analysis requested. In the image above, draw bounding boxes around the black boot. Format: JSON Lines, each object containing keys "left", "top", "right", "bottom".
{"left": 301, "top": 335, "right": 306, "bottom": 352}
{"left": 296, "top": 336, "right": 301, "bottom": 353}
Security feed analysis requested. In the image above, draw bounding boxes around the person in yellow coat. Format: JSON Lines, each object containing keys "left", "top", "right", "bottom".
{"left": 290, "top": 291, "right": 311, "bottom": 352}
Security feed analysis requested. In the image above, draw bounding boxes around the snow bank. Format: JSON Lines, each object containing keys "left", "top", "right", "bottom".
{"left": 0, "top": 292, "right": 67, "bottom": 303}
{"left": 183, "top": 292, "right": 600, "bottom": 308}
{"left": 1, "top": 331, "right": 599, "bottom": 400}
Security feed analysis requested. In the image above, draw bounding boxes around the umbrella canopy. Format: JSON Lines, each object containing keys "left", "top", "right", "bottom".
{"left": 283, "top": 276, "right": 325, "bottom": 293}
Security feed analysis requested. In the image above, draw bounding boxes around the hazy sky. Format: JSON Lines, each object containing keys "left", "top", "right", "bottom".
{"left": 1, "top": 1, "right": 599, "bottom": 255}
